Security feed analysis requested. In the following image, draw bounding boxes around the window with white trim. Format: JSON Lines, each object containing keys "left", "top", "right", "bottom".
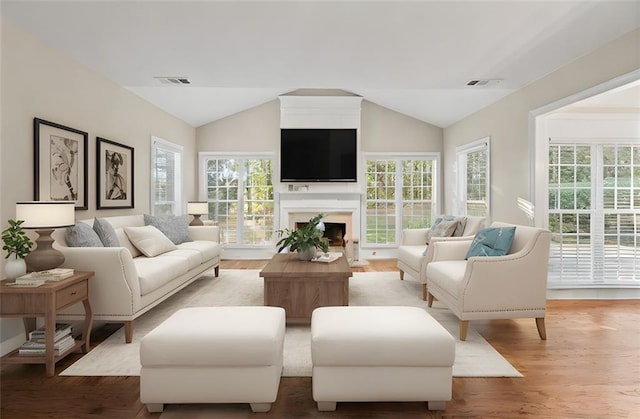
{"left": 548, "top": 141, "right": 639, "bottom": 286}
{"left": 151, "top": 137, "right": 183, "bottom": 215}
{"left": 200, "top": 153, "right": 274, "bottom": 246}
{"left": 364, "top": 154, "right": 439, "bottom": 246}
{"left": 457, "top": 138, "right": 490, "bottom": 218}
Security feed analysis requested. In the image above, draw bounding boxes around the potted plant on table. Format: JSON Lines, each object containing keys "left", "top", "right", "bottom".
{"left": 276, "top": 213, "right": 329, "bottom": 261}
{"left": 2, "top": 219, "right": 33, "bottom": 279}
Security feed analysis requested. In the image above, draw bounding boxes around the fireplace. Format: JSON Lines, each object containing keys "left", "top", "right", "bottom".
{"left": 296, "top": 221, "right": 346, "bottom": 247}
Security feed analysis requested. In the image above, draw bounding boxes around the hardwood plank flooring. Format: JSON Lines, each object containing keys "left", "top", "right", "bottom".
{"left": 1, "top": 259, "right": 638, "bottom": 418}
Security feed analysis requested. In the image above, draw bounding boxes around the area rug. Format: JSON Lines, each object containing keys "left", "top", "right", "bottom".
{"left": 60, "top": 269, "right": 522, "bottom": 378}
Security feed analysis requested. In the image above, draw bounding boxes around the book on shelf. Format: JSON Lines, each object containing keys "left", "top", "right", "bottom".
{"left": 18, "top": 340, "right": 76, "bottom": 356}
{"left": 20, "top": 335, "right": 75, "bottom": 351}
{"left": 29, "top": 330, "right": 75, "bottom": 344}
{"left": 28, "top": 323, "right": 73, "bottom": 341}
{"left": 17, "top": 268, "right": 74, "bottom": 282}
{"left": 7, "top": 279, "right": 45, "bottom": 287}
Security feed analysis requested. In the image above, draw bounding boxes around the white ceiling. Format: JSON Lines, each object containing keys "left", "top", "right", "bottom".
{"left": 2, "top": 1, "right": 639, "bottom": 128}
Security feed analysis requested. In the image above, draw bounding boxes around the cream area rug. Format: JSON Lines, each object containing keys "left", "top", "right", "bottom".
{"left": 61, "top": 269, "right": 522, "bottom": 378}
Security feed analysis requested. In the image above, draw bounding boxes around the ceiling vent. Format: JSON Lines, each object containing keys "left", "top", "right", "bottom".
{"left": 466, "top": 79, "right": 502, "bottom": 87}
{"left": 154, "top": 77, "right": 191, "bottom": 85}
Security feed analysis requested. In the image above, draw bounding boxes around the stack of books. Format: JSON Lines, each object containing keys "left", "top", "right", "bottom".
{"left": 19, "top": 323, "right": 75, "bottom": 356}
{"left": 15, "top": 268, "right": 74, "bottom": 286}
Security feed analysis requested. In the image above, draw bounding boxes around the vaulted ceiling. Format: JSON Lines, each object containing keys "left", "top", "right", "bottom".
{"left": 3, "top": 1, "right": 639, "bottom": 128}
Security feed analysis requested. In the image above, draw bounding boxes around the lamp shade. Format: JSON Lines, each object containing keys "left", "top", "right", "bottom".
{"left": 187, "top": 202, "right": 208, "bottom": 215}
{"left": 16, "top": 201, "right": 75, "bottom": 229}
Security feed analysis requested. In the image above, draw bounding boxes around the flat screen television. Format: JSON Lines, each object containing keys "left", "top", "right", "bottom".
{"left": 280, "top": 128, "right": 357, "bottom": 182}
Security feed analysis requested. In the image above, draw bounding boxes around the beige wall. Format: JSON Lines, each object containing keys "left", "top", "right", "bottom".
{"left": 0, "top": 21, "right": 196, "bottom": 352}
{"left": 196, "top": 98, "right": 443, "bottom": 153}
{"left": 443, "top": 29, "right": 640, "bottom": 225}
{"left": 360, "top": 100, "right": 443, "bottom": 152}
{"left": 196, "top": 100, "right": 281, "bottom": 152}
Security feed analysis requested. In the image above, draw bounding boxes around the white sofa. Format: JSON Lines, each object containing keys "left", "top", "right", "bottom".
{"left": 397, "top": 216, "right": 485, "bottom": 300}
{"left": 51, "top": 215, "right": 222, "bottom": 343}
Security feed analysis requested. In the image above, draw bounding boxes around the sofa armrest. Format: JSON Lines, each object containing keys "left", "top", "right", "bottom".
{"left": 429, "top": 239, "right": 473, "bottom": 262}
{"left": 401, "top": 228, "right": 430, "bottom": 245}
{"left": 461, "top": 251, "right": 549, "bottom": 310}
{"left": 57, "top": 246, "right": 141, "bottom": 316}
{"left": 189, "top": 226, "right": 220, "bottom": 243}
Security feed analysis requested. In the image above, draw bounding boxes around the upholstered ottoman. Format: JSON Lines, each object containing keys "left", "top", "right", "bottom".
{"left": 311, "top": 306, "right": 455, "bottom": 411}
{"left": 140, "top": 306, "right": 286, "bottom": 413}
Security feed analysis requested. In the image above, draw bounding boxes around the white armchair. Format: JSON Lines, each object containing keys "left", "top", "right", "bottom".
{"left": 426, "top": 222, "right": 551, "bottom": 341}
{"left": 397, "top": 216, "right": 486, "bottom": 300}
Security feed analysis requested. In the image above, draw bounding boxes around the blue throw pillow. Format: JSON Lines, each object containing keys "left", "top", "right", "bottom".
{"left": 465, "top": 227, "right": 516, "bottom": 259}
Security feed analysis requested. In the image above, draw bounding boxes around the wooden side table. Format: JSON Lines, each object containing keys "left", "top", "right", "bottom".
{"left": 0, "top": 271, "right": 94, "bottom": 376}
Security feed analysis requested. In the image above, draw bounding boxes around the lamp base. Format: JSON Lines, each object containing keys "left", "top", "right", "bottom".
{"left": 25, "top": 229, "right": 65, "bottom": 272}
{"left": 189, "top": 214, "right": 204, "bottom": 226}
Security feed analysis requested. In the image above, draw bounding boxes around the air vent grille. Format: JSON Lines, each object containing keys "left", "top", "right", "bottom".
{"left": 154, "top": 77, "right": 191, "bottom": 85}
{"left": 466, "top": 79, "right": 502, "bottom": 87}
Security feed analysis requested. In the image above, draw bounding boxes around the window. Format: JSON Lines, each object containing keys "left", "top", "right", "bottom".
{"left": 200, "top": 153, "right": 274, "bottom": 246}
{"left": 456, "top": 138, "right": 490, "bottom": 217}
{"left": 151, "top": 137, "right": 183, "bottom": 215}
{"left": 548, "top": 142, "right": 639, "bottom": 286}
{"left": 364, "top": 154, "right": 439, "bottom": 246}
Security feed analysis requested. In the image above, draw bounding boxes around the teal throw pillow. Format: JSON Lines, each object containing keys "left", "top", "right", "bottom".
{"left": 465, "top": 226, "right": 516, "bottom": 259}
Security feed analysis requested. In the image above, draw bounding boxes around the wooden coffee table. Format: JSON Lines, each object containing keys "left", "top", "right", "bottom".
{"left": 259, "top": 253, "right": 352, "bottom": 324}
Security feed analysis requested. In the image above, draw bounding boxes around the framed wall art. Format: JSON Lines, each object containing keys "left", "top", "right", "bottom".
{"left": 97, "top": 137, "right": 134, "bottom": 209}
{"left": 34, "top": 118, "right": 89, "bottom": 210}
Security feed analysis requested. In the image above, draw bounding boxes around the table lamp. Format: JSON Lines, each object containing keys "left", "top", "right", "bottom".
{"left": 187, "top": 201, "right": 208, "bottom": 226}
{"left": 16, "top": 201, "right": 75, "bottom": 272}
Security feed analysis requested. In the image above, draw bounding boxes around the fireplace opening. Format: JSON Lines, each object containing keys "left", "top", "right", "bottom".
{"left": 295, "top": 222, "right": 346, "bottom": 247}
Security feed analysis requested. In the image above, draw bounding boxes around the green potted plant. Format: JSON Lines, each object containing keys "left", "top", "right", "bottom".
{"left": 2, "top": 219, "right": 33, "bottom": 279}
{"left": 276, "top": 213, "right": 329, "bottom": 261}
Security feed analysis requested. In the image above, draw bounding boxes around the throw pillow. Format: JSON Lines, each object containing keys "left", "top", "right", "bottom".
{"left": 124, "top": 225, "right": 177, "bottom": 257}
{"left": 144, "top": 214, "right": 192, "bottom": 245}
{"left": 65, "top": 223, "right": 104, "bottom": 247}
{"left": 435, "top": 215, "right": 467, "bottom": 237}
{"left": 114, "top": 227, "right": 142, "bottom": 258}
{"left": 465, "top": 226, "right": 516, "bottom": 259}
{"left": 93, "top": 218, "right": 120, "bottom": 247}
{"left": 425, "top": 219, "right": 458, "bottom": 245}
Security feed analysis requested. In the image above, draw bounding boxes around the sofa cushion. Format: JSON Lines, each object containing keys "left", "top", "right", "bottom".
{"left": 114, "top": 228, "right": 142, "bottom": 258}
{"left": 93, "top": 218, "right": 119, "bottom": 247}
{"left": 124, "top": 225, "right": 177, "bottom": 257}
{"left": 135, "top": 255, "right": 190, "bottom": 296}
{"left": 465, "top": 226, "right": 516, "bottom": 259}
{"left": 427, "top": 260, "right": 468, "bottom": 297}
{"left": 177, "top": 240, "right": 221, "bottom": 261}
{"left": 434, "top": 215, "right": 468, "bottom": 237}
{"left": 144, "top": 214, "right": 192, "bottom": 245}
{"left": 426, "top": 219, "right": 457, "bottom": 244}
{"left": 163, "top": 248, "right": 203, "bottom": 270}
{"left": 65, "top": 223, "right": 103, "bottom": 247}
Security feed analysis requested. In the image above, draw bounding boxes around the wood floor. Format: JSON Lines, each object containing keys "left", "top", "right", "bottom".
{"left": 1, "top": 259, "right": 639, "bottom": 418}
